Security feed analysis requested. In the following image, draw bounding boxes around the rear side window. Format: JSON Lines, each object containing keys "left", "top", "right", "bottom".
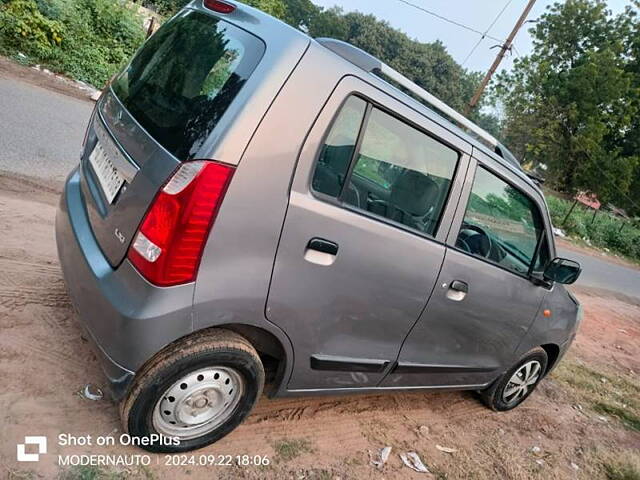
{"left": 346, "top": 108, "right": 458, "bottom": 236}
{"left": 457, "top": 167, "right": 547, "bottom": 276}
{"left": 312, "top": 98, "right": 459, "bottom": 237}
{"left": 112, "top": 10, "right": 265, "bottom": 160}
{"left": 312, "top": 96, "right": 367, "bottom": 197}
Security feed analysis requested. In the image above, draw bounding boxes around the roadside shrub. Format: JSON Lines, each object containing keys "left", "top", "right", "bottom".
{"left": 143, "top": 0, "right": 187, "bottom": 15}
{"left": 0, "top": 0, "right": 144, "bottom": 86}
{"left": 34, "top": 0, "right": 63, "bottom": 20}
{"left": 545, "top": 193, "right": 640, "bottom": 261}
{"left": 49, "top": 0, "right": 144, "bottom": 85}
{"left": 0, "top": 0, "right": 63, "bottom": 57}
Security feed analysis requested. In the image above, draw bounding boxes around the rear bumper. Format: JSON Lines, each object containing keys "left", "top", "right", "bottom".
{"left": 55, "top": 168, "right": 194, "bottom": 400}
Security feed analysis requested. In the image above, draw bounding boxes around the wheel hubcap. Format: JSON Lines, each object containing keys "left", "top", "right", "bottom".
{"left": 502, "top": 360, "right": 541, "bottom": 405}
{"left": 153, "top": 367, "right": 244, "bottom": 440}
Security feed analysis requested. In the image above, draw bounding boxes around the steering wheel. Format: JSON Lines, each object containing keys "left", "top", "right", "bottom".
{"left": 456, "top": 223, "right": 493, "bottom": 258}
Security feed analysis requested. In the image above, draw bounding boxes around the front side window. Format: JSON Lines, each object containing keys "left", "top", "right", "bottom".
{"left": 456, "top": 167, "right": 548, "bottom": 276}
{"left": 112, "top": 10, "right": 265, "bottom": 160}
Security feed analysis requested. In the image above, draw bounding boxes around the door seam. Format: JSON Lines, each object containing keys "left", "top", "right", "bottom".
{"left": 376, "top": 246, "right": 450, "bottom": 387}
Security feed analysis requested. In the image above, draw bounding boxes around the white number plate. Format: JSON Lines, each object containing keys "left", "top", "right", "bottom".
{"left": 89, "top": 141, "right": 125, "bottom": 204}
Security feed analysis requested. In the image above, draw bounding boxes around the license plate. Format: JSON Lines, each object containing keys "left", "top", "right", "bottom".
{"left": 89, "top": 141, "right": 125, "bottom": 204}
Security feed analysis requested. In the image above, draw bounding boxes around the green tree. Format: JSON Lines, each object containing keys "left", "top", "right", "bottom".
{"left": 493, "top": 0, "right": 639, "bottom": 209}
{"left": 306, "top": 6, "right": 348, "bottom": 39}
{"left": 281, "top": 0, "right": 319, "bottom": 29}
{"left": 619, "top": 1, "right": 640, "bottom": 216}
{"left": 244, "top": 0, "right": 287, "bottom": 19}
{"left": 305, "top": 9, "right": 487, "bottom": 114}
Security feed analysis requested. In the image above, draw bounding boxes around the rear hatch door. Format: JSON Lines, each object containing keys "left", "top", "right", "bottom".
{"left": 79, "top": 9, "right": 265, "bottom": 266}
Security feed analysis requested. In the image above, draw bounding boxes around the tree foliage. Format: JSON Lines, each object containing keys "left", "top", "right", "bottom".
{"left": 282, "top": 1, "right": 487, "bottom": 114}
{"left": 492, "top": 0, "right": 640, "bottom": 215}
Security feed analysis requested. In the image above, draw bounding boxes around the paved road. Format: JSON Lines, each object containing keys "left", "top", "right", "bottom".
{"left": 558, "top": 247, "right": 639, "bottom": 299}
{"left": 0, "top": 73, "right": 638, "bottom": 298}
{"left": 0, "top": 76, "right": 92, "bottom": 181}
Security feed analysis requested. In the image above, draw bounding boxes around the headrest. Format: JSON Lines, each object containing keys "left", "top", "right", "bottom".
{"left": 390, "top": 170, "right": 439, "bottom": 216}
{"left": 323, "top": 143, "right": 354, "bottom": 171}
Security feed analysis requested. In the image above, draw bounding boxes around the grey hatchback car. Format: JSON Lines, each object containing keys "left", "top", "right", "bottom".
{"left": 56, "top": 0, "right": 582, "bottom": 452}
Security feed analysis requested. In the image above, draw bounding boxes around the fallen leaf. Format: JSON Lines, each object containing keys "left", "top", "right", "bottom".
{"left": 436, "top": 445, "right": 457, "bottom": 454}
{"left": 371, "top": 446, "right": 392, "bottom": 469}
{"left": 400, "top": 452, "right": 430, "bottom": 473}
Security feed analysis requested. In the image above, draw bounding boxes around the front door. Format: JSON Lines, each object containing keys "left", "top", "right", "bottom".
{"left": 266, "top": 80, "right": 470, "bottom": 391}
{"left": 382, "top": 153, "right": 553, "bottom": 388}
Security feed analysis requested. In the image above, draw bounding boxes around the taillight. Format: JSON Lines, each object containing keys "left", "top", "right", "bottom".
{"left": 204, "top": 0, "right": 235, "bottom": 13}
{"left": 128, "top": 161, "right": 234, "bottom": 286}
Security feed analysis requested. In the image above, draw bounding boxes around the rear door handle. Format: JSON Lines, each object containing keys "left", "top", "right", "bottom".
{"left": 450, "top": 280, "right": 468, "bottom": 293}
{"left": 446, "top": 280, "right": 468, "bottom": 301}
{"left": 307, "top": 238, "right": 338, "bottom": 255}
{"left": 304, "top": 238, "right": 338, "bottom": 266}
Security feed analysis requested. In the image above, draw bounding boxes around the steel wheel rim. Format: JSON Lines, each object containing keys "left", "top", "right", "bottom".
{"left": 502, "top": 360, "right": 541, "bottom": 405}
{"left": 152, "top": 366, "right": 244, "bottom": 440}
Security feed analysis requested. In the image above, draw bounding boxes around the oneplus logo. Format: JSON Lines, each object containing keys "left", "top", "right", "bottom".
{"left": 17, "top": 436, "right": 47, "bottom": 462}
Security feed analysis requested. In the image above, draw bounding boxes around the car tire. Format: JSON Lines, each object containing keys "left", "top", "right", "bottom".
{"left": 120, "top": 329, "right": 264, "bottom": 453}
{"left": 480, "top": 347, "right": 548, "bottom": 412}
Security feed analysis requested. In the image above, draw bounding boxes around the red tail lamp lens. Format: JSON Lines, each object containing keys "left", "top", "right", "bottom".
{"left": 128, "top": 161, "right": 235, "bottom": 286}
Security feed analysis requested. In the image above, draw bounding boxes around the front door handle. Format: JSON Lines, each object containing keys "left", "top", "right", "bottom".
{"left": 446, "top": 280, "right": 468, "bottom": 301}
{"left": 304, "top": 238, "right": 338, "bottom": 266}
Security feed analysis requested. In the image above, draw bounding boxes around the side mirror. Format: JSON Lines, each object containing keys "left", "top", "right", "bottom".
{"left": 543, "top": 257, "right": 581, "bottom": 285}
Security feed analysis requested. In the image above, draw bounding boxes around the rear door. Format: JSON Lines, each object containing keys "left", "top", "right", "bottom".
{"left": 266, "top": 78, "right": 471, "bottom": 391}
{"left": 80, "top": 9, "right": 266, "bottom": 266}
{"left": 382, "top": 151, "right": 553, "bottom": 388}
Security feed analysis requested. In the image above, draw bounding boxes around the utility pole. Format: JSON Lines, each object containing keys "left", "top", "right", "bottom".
{"left": 465, "top": 0, "right": 537, "bottom": 115}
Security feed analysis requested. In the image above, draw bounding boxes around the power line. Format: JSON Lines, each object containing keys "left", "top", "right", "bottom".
{"left": 396, "top": 0, "right": 507, "bottom": 45}
{"left": 462, "top": 0, "right": 515, "bottom": 66}
{"left": 462, "top": 39, "right": 484, "bottom": 67}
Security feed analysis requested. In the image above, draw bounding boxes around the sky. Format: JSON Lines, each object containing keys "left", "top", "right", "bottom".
{"left": 310, "top": 0, "right": 632, "bottom": 75}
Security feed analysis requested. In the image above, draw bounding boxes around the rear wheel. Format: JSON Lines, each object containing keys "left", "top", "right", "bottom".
{"left": 120, "top": 329, "right": 264, "bottom": 452}
{"left": 480, "top": 347, "right": 547, "bottom": 411}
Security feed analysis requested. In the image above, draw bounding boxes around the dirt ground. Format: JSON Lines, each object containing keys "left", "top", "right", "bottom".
{"left": 0, "top": 57, "right": 97, "bottom": 102}
{"left": 0, "top": 173, "right": 638, "bottom": 480}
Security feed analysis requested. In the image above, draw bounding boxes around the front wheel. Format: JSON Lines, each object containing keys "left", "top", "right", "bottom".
{"left": 480, "top": 347, "right": 548, "bottom": 411}
{"left": 120, "top": 329, "right": 264, "bottom": 453}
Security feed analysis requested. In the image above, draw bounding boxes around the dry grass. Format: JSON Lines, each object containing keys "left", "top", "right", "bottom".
{"left": 57, "top": 465, "right": 156, "bottom": 480}
{"left": 6, "top": 470, "right": 36, "bottom": 480}
{"left": 272, "top": 438, "right": 314, "bottom": 463}
{"left": 579, "top": 448, "right": 640, "bottom": 480}
{"left": 552, "top": 360, "right": 640, "bottom": 432}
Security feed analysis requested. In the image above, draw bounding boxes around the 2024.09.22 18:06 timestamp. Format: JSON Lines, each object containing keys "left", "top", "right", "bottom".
{"left": 164, "top": 454, "right": 271, "bottom": 467}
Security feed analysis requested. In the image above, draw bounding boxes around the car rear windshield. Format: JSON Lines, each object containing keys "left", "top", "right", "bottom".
{"left": 111, "top": 10, "right": 265, "bottom": 160}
